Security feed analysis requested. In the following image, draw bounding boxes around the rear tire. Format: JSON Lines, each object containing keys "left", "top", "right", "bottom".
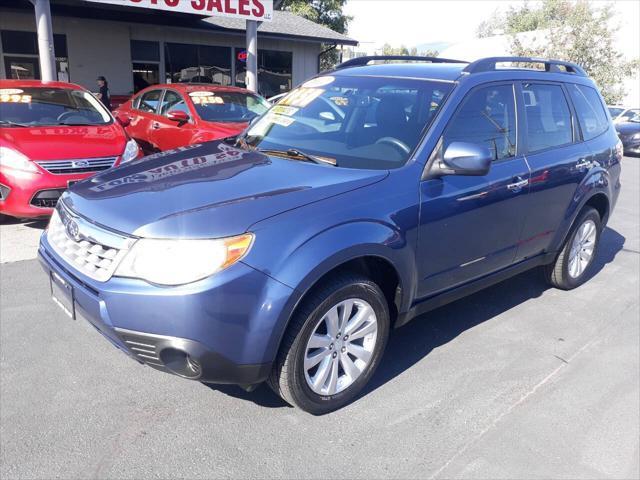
{"left": 268, "top": 273, "right": 390, "bottom": 415}
{"left": 545, "top": 207, "right": 602, "bottom": 290}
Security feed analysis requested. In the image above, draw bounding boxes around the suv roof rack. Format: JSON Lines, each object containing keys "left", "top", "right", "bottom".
{"left": 334, "top": 55, "right": 467, "bottom": 70}
{"left": 463, "top": 56, "right": 587, "bottom": 76}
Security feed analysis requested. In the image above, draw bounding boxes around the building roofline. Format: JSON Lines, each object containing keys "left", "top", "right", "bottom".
{"left": 2, "top": 0, "right": 358, "bottom": 45}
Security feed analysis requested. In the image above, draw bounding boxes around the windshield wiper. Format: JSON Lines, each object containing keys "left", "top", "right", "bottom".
{"left": 0, "top": 120, "right": 29, "bottom": 128}
{"left": 56, "top": 122, "right": 101, "bottom": 126}
{"left": 258, "top": 148, "right": 337, "bottom": 166}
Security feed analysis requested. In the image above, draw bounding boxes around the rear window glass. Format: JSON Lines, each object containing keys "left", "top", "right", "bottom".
{"left": 567, "top": 84, "right": 609, "bottom": 140}
{"left": 0, "top": 87, "right": 111, "bottom": 127}
{"left": 523, "top": 83, "right": 573, "bottom": 152}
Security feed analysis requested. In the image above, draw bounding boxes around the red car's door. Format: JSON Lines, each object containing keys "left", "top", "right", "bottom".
{"left": 149, "top": 89, "right": 197, "bottom": 151}
{"left": 125, "top": 88, "right": 164, "bottom": 154}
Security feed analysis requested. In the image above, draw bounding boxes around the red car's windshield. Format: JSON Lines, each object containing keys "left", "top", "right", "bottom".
{"left": 188, "top": 91, "right": 269, "bottom": 123}
{"left": 0, "top": 87, "right": 112, "bottom": 127}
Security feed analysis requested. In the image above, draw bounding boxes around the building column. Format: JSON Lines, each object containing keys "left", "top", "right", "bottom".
{"left": 245, "top": 19, "right": 258, "bottom": 92}
{"left": 31, "top": 0, "right": 56, "bottom": 81}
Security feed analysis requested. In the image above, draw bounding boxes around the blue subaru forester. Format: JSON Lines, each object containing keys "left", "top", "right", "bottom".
{"left": 40, "top": 56, "right": 622, "bottom": 414}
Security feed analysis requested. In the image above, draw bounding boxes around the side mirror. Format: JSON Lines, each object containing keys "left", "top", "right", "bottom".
{"left": 115, "top": 113, "right": 130, "bottom": 127}
{"left": 319, "top": 111, "right": 336, "bottom": 122}
{"left": 432, "top": 142, "right": 492, "bottom": 177}
{"left": 167, "top": 110, "right": 190, "bottom": 123}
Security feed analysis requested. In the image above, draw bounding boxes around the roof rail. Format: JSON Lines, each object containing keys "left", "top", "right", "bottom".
{"left": 463, "top": 56, "right": 587, "bottom": 76}
{"left": 334, "top": 55, "right": 467, "bottom": 70}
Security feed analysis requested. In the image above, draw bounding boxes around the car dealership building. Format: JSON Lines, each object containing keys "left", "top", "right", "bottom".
{"left": 0, "top": 0, "right": 357, "bottom": 98}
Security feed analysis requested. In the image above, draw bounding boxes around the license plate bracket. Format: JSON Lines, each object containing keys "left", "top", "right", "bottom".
{"left": 50, "top": 271, "right": 76, "bottom": 319}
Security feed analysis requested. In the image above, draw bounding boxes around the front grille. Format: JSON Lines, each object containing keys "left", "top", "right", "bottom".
{"left": 30, "top": 189, "right": 64, "bottom": 208}
{"left": 36, "top": 157, "right": 117, "bottom": 174}
{"left": 46, "top": 205, "right": 133, "bottom": 282}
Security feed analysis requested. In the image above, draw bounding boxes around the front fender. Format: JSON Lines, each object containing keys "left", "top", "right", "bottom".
{"left": 241, "top": 219, "right": 417, "bottom": 364}
{"left": 274, "top": 220, "right": 414, "bottom": 305}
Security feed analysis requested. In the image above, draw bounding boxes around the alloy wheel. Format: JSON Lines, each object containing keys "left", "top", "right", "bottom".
{"left": 568, "top": 219, "right": 597, "bottom": 278}
{"left": 303, "top": 298, "right": 378, "bottom": 396}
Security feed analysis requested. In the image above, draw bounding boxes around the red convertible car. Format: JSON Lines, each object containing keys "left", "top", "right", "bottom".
{"left": 113, "top": 84, "right": 270, "bottom": 154}
{"left": 0, "top": 80, "right": 140, "bottom": 219}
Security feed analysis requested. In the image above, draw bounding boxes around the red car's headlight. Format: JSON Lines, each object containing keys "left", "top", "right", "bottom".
{"left": 0, "top": 146, "right": 40, "bottom": 174}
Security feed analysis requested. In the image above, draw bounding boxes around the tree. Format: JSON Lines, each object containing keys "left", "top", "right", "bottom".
{"left": 379, "top": 44, "right": 439, "bottom": 58}
{"left": 276, "top": 0, "right": 352, "bottom": 70}
{"left": 477, "top": 0, "right": 639, "bottom": 103}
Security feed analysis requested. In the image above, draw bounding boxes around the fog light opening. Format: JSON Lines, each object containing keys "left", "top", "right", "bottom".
{"left": 159, "top": 348, "right": 202, "bottom": 379}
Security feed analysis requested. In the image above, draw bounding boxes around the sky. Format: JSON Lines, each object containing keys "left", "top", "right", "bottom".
{"left": 344, "top": 0, "right": 640, "bottom": 58}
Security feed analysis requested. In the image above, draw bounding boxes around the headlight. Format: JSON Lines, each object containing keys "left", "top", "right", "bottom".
{"left": 0, "top": 146, "right": 40, "bottom": 173}
{"left": 121, "top": 139, "right": 140, "bottom": 163}
{"left": 632, "top": 132, "right": 640, "bottom": 140}
{"left": 114, "top": 234, "right": 254, "bottom": 285}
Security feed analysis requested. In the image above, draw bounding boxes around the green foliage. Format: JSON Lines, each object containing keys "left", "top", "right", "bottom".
{"left": 477, "top": 0, "right": 639, "bottom": 103}
{"left": 277, "top": 0, "right": 352, "bottom": 70}
{"left": 380, "top": 44, "right": 439, "bottom": 58}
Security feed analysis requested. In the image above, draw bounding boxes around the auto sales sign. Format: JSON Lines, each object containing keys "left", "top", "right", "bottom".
{"left": 84, "top": 0, "right": 273, "bottom": 22}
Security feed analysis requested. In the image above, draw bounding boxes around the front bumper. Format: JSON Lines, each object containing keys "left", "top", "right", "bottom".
{"left": 38, "top": 233, "right": 294, "bottom": 385}
{"left": 1, "top": 169, "right": 93, "bottom": 219}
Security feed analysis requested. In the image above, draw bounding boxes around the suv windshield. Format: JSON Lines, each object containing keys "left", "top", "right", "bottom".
{"left": 244, "top": 75, "right": 452, "bottom": 170}
{"left": 0, "top": 87, "right": 112, "bottom": 127}
{"left": 190, "top": 91, "right": 269, "bottom": 123}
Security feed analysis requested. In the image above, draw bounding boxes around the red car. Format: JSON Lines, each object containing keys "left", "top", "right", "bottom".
{"left": 113, "top": 84, "right": 270, "bottom": 154}
{"left": 0, "top": 80, "right": 140, "bottom": 219}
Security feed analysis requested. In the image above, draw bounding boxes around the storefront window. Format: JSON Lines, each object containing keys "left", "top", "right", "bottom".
{"left": 132, "top": 63, "right": 160, "bottom": 92}
{"left": 131, "top": 40, "right": 160, "bottom": 92}
{"left": 235, "top": 49, "right": 292, "bottom": 98}
{"left": 165, "top": 43, "right": 231, "bottom": 85}
{"left": 1, "top": 30, "right": 68, "bottom": 81}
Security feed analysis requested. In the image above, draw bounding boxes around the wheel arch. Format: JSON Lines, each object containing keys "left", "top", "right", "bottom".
{"left": 263, "top": 221, "right": 415, "bottom": 363}
{"left": 552, "top": 186, "right": 610, "bottom": 254}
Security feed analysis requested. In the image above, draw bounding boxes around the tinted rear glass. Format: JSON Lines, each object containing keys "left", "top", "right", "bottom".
{"left": 567, "top": 84, "right": 609, "bottom": 140}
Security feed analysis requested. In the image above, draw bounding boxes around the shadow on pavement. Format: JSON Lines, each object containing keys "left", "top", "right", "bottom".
{"left": 0, "top": 215, "right": 48, "bottom": 229}
{"left": 206, "top": 227, "right": 626, "bottom": 410}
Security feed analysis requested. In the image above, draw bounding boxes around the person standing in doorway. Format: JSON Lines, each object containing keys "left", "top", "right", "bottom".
{"left": 96, "top": 76, "right": 111, "bottom": 110}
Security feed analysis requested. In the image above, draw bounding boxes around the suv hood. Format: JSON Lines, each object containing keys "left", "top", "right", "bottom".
{"left": 64, "top": 142, "right": 387, "bottom": 238}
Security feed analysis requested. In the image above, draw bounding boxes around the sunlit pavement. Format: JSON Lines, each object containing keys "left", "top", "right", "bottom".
{"left": 1, "top": 158, "right": 638, "bottom": 479}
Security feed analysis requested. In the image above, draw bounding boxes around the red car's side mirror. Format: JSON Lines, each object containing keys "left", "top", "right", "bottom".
{"left": 115, "top": 114, "right": 131, "bottom": 127}
{"left": 167, "top": 110, "right": 190, "bottom": 123}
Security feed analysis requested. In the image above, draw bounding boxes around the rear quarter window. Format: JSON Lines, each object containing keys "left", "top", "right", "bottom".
{"left": 567, "top": 84, "right": 609, "bottom": 140}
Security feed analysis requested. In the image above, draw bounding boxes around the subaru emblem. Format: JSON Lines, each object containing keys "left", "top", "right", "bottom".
{"left": 65, "top": 219, "right": 80, "bottom": 241}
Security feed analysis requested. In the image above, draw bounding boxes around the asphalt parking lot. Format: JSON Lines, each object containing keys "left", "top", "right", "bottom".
{"left": 1, "top": 158, "right": 638, "bottom": 480}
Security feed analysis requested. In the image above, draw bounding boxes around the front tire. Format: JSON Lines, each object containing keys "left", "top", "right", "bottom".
{"left": 545, "top": 207, "right": 602, "bottom": 290}
{"left": 268, "top": 273, "right": 390, "bottom": 415}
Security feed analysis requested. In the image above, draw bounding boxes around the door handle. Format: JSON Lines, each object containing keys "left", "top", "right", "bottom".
{"left": 151, "top": 122, "right": 160, "bottom": 129}
{"left": 507, "top": 177, "right": 529, "bottom": 191}
{"left": 575, "top": 159, "right": 592, "bottom": 169}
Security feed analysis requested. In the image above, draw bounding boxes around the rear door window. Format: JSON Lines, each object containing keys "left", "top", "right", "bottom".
{"left": 523, "top": 83, "right": 573, "bottom": 152}
{"left": 567, "top": 84, "right": 609, "bottom": 140}
{"left": 137, "top": 89, "right": 162, "bottom": 114}
{"left": 443, "top": 83, "right": 517, "bottom": 161}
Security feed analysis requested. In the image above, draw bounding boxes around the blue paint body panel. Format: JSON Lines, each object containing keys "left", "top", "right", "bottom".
{"left": 38, "top": 61, "right": 622, "bottom": 385}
